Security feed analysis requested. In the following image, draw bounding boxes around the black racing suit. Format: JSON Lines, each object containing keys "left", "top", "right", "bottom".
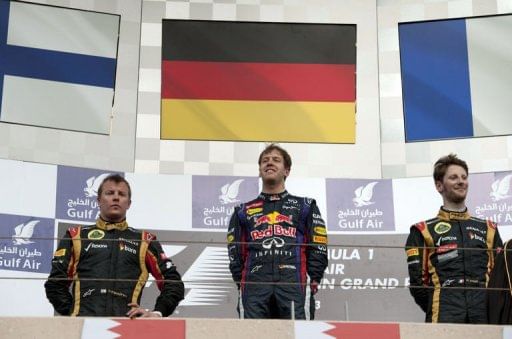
{"left": 405, "top": 208, "right": 502, "bottom": 323}
{"left": 45, "top": 219, "right": 184, "bottom": 317}
{"left": 487, "top": 239, "right": 512, "bottom": 324}
{"left": 227, "top": 191, "right": 328, "bottom": 319}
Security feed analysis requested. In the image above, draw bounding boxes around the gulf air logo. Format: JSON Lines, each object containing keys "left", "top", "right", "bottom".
{"left": 84, "top": 173, "right": 111, "bottom": 197}
{"left": 219, "top": 179, "right": 244, "bottom": 204}
{"left": 353, "top": 182, "right": 378, "bottom": 207}
{"left": 490, "top": 174, "right": 512, "bottom": 201}
{"left": 12, "top": 220, "right": 39, "bottom": 245}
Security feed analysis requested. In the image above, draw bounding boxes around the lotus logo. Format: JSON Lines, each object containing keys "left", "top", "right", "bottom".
{"left": 12, "top": 220, "right": 39, "bottom": 245}
{"left": 490, "top": 174, "right": 512, "bottom": 201}
{"left": 353, "top": 182, "right": 378, "bottom": 207}
{"left": 84, "top": 173, "right": 111, "bottom": 198}
{"left": 219, "top": 179, "right": 244, "bottom": 204}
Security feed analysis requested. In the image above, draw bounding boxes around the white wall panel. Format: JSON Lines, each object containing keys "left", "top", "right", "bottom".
{"left": 0, "top": 159, "right": 57, "bottom": 218}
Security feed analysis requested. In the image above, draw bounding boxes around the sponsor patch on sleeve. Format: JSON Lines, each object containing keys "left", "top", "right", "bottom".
{"left": 406, "top": 248, "right": 419, "bottom": 257}
{"left": 247, "top": 207, "right": 263, "bottom": 215}
{"left": 54, "top": 248, "right": 66, "bottom": 257}
{"left": 313, "top": 226, "right": 327, "bottom": 235}
{"left": 312, "top": 235, "right": 327, "bottom": 244}
{"left": 143, "top": 231, "right": 156, "bottom": 241}
{"left": 227, "top": 234, "right": 235, "bottom": 244}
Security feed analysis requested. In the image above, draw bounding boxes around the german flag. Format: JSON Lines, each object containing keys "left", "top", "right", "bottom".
{"left": 161, "top": 20, "right": 356, "bottom": 143}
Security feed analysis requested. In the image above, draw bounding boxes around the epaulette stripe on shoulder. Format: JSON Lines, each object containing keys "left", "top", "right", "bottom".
{"left": 425, "top": 218, "right": 438, "bottom": 226}
{"left": 414, "top": 221, "right": 427, "bottom": 231}
{"left": 486, "top": 219, "right": 497, "bottom": 229}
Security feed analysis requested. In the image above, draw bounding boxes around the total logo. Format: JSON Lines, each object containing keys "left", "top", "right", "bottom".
{"left": 251, "top": 225, "right": 296, "bottom": 240}
{"left": 254, "top": 211, "right": 293, "bottom": 227}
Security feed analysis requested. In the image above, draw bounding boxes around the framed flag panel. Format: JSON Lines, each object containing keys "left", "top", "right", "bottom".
{"left": 161, "top": 20, "right": 356, "bottom": 143}
{"left": 399, "top": 14, "right": 512, "bottom": 142}
{"left": 0, "top": 0, "right": 119, "bottom": 134}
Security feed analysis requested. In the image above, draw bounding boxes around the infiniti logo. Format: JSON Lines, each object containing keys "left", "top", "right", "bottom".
{"left": 262, "top": 237, "right": 285, "bottom": 249}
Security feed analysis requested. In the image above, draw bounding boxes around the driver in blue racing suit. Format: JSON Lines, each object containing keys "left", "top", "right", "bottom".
{"left": 227, "top": 144, "right": 328, "bottom": 319}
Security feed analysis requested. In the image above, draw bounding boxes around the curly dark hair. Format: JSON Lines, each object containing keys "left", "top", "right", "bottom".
{"left": 433, "top": 154, "right": 468, "bottom": 182}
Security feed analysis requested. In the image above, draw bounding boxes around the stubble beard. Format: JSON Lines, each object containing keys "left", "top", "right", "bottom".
{"left": 446, "top": 189, "right": 467, "bottom": 205}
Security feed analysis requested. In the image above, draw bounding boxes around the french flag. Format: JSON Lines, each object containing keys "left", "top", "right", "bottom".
{"left": 399, "top": 15, "right": 512, "bottom": 142}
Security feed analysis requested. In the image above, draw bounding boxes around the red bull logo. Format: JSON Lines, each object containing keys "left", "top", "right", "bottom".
{"left": 273, "top": 224, "right": 296, "bottom": 237}
{"left": 254, "top": 211, "right": 293, "bottom": 227}
{"left": 275, "top": 213, "right": 293, "bottom": 224}
{"left": 251, "top": 225, "right": 296, "bottom": 240}
{"left": 254, "top": 215, "right": 271, "bottom": 226}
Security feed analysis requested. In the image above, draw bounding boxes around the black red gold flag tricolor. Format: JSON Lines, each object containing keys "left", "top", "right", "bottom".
{"left": 161, "top": 20, "right": 356, "bottom": 143}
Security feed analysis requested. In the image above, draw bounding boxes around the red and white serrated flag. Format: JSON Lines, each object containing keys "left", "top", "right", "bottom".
{"left": 82, "top": 319, "right": 120, "bottom": 339}
{"left": 82, "top": 319, "right": 186, "bottom": 339}
{"left": 294, "top": 321, "right": 336, "bottom": 339}
{"left": 295, "top": 321, "right": 401, "bottom": 339}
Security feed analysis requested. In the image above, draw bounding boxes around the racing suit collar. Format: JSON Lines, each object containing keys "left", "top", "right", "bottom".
{"left": 258, "top": 190, "right": 289, "bottom": 202}
{"left": 96, "top": 218, "right": 129, "bottom": 231}
{"left": 437, "top": 207, "right": 470, "bottom": 221}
